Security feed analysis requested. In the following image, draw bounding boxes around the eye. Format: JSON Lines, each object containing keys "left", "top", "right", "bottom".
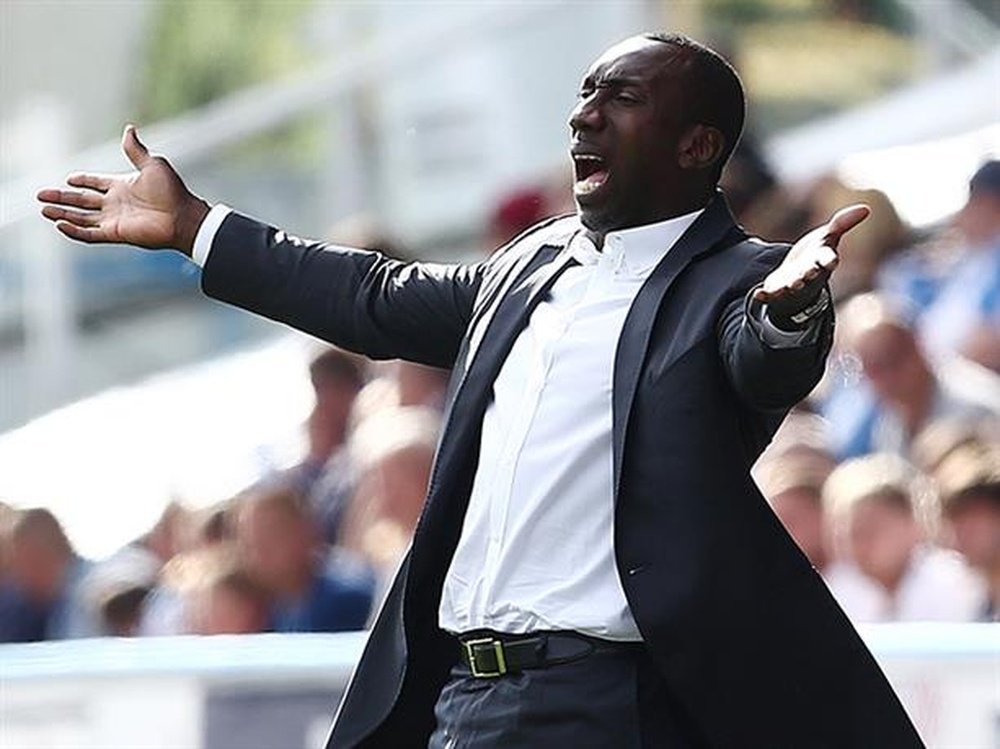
{"left": 615, "top": 91, "right": 641, "bottom": 104}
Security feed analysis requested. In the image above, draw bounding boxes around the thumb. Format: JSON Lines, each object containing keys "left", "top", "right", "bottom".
{"left": 122, "top": 124, "right": 151, "bottom": 170}
{"left": 825, "top": 203, "right": 870, "bottom": 248}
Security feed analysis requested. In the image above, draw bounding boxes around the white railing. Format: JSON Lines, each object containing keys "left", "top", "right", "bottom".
{"left": 1, "top": 624, "right": 997, "bottom": 749}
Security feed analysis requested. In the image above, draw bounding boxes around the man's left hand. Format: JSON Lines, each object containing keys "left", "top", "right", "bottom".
{"left": 753, "top": 204, "right": 870, "bottom": 327}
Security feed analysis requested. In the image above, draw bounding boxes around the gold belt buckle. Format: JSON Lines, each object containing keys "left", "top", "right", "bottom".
{"left": 463, "top": 637, "right": 507, "bottom": 678}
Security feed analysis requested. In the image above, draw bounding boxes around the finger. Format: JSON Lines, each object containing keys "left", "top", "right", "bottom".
{"left": 66, "top": 172, "right": 114, "bottom": 193}
{"left": 755, "top": 284, "right": 802, "bottom": 304}
{"left": 36, "top": 188, "right": 102, "bottom": 210}
{"left": 824, "top": 203, "right": 870, "bottom": 246}
{"left": 814, "top": 245, "right": 840, "bottom": 271}
{"left": 122, "top": 124, "right": 151, "bottom": 170}
{"left": 41, "top": 205, "right": 100, "bottom": 227}
{"left": 55, "top": 222, "right": 109, "bottom": 244}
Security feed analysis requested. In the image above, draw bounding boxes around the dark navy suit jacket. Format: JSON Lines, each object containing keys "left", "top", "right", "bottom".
{"left": 201, "top": 193, "right": 923, "bottom": 748}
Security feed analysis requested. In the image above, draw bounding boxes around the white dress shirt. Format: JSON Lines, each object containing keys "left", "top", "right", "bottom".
{"left": 191, "top": 204, "right": 811, "bottom": 642}
{"left": 439, "top": 211, "right": 704, "bottom": 640}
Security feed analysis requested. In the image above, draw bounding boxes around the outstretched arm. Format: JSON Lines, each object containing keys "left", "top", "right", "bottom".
{"left": 37, "top": 126, "right": 482, "bottom": 368}
{"left": 719, "top": 205, "right": 869, "bottom": 410}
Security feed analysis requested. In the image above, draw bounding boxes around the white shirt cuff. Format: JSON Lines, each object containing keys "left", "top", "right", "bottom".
{"left": 758, "top": 305, "right": 815, "bottom": 348}
{"left": 190, "top": 203, "right": 232, "bottom": 267}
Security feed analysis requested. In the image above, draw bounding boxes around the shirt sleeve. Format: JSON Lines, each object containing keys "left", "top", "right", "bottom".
{"left": 754, "top": 302, "right": 822, "bottom": 348}
{"left": 190, "top": 203, "right": 232, "bottom": 267}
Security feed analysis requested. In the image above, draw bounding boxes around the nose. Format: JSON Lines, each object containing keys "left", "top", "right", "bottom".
{"left": 568, "top": 92, "right": 604, "bottom": 134}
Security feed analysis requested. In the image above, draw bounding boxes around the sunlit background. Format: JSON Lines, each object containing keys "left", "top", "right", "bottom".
{"left": 1, "top": 2, "right": 998, "bottom": 748}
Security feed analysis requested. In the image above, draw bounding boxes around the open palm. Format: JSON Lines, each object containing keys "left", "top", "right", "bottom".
{"left": 37, "top": 126, "right": 208, "bottom": 253}
{"left": 753, "top": 204, "right": 870, "bottom": 308}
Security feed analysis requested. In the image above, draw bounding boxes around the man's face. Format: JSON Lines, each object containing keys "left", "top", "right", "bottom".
{"left": 771, "top": 488, "right": 828, "bottom": 570}
{"left": 945, "top": 495, "right": 999, "bottom": 571}
{"left": 855, "top": 325, "right": 927, "bottom": 409}
{"left": 237, "top": 503, "right": 311, "bottom": 590}
{"left": 847, "top": 497, "right": 919, "bottom": 587}
{"left": 568, "top": 38, "right": 693, "bottom": 232}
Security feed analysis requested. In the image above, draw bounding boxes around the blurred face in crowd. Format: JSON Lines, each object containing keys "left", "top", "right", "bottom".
{"left": 847, "top": 492, "right": 920, "bottom": 590}
{"left": 308, "top": 373, "right": 360, "bottom": 462}
{"left": 854, "top": 324, "right": 930, "bottom": 411}
{"left": 944, "top": 494, "right": 1000, "bottom": 572}
{"left": 770, "top": 487, "right": 828, "bottom": 570}
{"left": 955, "top": 189, "right": 1000, "bottom": 248}
{"left": 360, "top": 446, "right": 434, "bottom": 536}
{"left": 568, "top": 37, "right": 724, "bottom": 233}
{"left": 193, "top": 580, "right": 269, "bottom": 635}
{"left": 7, "top": 540, "right": 63, "bottom": 603}
{"left": 238, "top": 498, "right": 316, "bottom": 596}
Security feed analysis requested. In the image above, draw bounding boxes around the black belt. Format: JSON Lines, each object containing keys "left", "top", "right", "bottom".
{"left": 457, "top": 630, "right": 639, "bottom": 678}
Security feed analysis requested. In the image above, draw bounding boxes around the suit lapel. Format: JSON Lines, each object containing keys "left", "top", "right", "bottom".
{"left": 611, "top": 194, "right": 743, "bottom": 500}
{"left": 412, "top": 242, "right": 575, "bottom": 552}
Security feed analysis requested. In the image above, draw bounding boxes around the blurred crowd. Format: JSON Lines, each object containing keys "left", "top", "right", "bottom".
{"left": 0, "top": 154, "right": 997, "bottom": 643}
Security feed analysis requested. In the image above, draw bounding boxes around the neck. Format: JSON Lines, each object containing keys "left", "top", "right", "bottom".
{"left": 582, "top": 194, "right": 712, "bottom": 251}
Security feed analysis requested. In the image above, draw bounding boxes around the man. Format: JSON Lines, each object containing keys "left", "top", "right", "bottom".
{"left": 935, "top": 441, "right": 1000, "bottom": 620}
{"left": 822, "top": 453, "right": 984, "bottom": 623}
{"left": 752, "top": 414, "right": 837, "bottom": 572}
{"left": 286, "top": 347, "right": 366, "bottom": 541}
{"left": 39, "top": 32, "right": 921, "bottom": 748}
{"left": 236, "top": 484, "right": 373, "bottom": 633}
{"left": 4, "top": 508, "right": 97, "bottom": 639}
{"left": 341, "top": 406, "right": 441, "bottom": 604}
{"left": 837, "top": 292, "right": 1000, "bottom": 459}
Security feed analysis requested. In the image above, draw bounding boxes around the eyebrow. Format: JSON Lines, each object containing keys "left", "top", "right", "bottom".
{"left": 581, "top": 74, "right": 647, "bottom": 89}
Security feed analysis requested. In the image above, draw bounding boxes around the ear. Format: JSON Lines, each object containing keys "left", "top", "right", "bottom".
{"left": 677, "top": 124, "right": 725, "bottom": 171}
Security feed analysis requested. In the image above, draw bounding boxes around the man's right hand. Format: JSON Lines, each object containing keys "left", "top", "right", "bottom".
{"left": 37, "top": 125, "right": 209, "bottom": 256}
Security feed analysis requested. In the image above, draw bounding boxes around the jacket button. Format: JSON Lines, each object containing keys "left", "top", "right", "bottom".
{"left": 627, "top": 565, "right": 646, "bottom": 576}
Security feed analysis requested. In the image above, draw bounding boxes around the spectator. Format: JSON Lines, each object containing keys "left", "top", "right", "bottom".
{"left": 351, "top": 361, "right": 449, "bottom": 428}
{"left": 917, "top": 160, "right": 1000, "bottom": 371}
{"left": 823, "top": 453, "right": 983, "bottom": 622}
{"left": 935, "top": 442, "right": 1000, "bottom": 620}
{"left": 911, "top": 417, "right": 999, "bottom": 477}
{"left": 98, "top": 584, "right": 151, "bottom": 637}
{"left": 236, "top": 484, "right": 372, "bottom": 632}
{"left": 271, "top": 347, "right": 366, "bottom": 542}
{"left": 89, "top": 502, "right": 187, "bottom": 618}
{"left": 5, "top": 508, "right": 97, "bottom": 639}
{"left": 296, "top": 347, "right": 366, "bottom": 492}
{"left": 0, "top": 501, "right": 46, "bottom": 642}
{"left": 136, "top": 501, "right": 236, "bottom": 636}
{"left": 835, "top": 292, "right": 1000, "bottom": 458}
{"left": 185, "top": 545, "right": 270, "bottom": 635}
{"left": 754, "top": 418, "right": 837, "bottom": 573}
{"left": 341, "top": 407, "right": 440, "bottom": 600}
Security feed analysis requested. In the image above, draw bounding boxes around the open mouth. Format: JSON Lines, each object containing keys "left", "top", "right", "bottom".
{"left": 573, "top": 154, "right": 610, "bottom": 197}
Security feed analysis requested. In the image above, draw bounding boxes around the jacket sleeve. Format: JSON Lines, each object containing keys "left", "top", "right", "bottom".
{"left": 716, "top": 244, "right": 835, "bottom": 412}
{"left": 200, "top": 211, "right": 485, "bottom": 369}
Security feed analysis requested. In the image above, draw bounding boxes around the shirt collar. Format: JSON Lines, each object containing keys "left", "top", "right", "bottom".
{"left": 567, "top": 207, "right": 705, "bottom": 277}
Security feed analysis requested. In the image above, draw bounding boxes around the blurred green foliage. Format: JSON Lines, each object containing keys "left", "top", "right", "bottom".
{"left": 138, "top": 0, "right": 323, "bottom": 166}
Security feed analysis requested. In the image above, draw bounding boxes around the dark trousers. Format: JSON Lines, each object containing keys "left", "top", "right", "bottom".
{"left": 428, "top": 640, "right": 707, "bottom": 748}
